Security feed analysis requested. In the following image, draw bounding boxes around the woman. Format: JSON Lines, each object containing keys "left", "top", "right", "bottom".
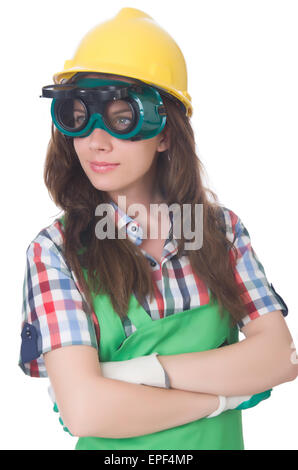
{"left": 18, "top": 8, "right": 296, "bottom": 450}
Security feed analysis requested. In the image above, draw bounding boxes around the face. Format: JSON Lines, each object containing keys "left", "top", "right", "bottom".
{"left": 72, "top": 73, "right": 170, "bottom": 204}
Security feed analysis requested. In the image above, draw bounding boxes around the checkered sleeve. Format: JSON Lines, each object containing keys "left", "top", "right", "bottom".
{"left": 221, "top": 206, "right": 289, "bottom": 331}
{"left": 18, "top": 221, "right": 99, "bottom": 378}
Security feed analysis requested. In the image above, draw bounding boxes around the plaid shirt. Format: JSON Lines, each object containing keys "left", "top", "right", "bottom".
{"left": 18, "top": 203, "right": 288, "bottom": 378}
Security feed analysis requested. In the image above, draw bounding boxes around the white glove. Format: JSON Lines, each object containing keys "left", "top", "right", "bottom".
{"left": 100, "top": 352, "right": 171, "bottom": 389}
{"left": 48, "top": 383, "right": 73, "bottom": 435}
{"left": 48, "top": 383, "right": 56, "bottom": 405}
{"left": 206, "top": 389, "right": 272, "bottom": 418}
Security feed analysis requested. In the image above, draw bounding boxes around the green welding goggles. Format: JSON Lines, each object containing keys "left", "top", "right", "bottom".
{"left": 40, "top": 78, "right": 167, "bottom": 141}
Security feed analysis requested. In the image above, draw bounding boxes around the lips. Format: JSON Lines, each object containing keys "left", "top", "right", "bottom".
{"left": 89, "top": 161, "right": 120, "bottom": 174}
{"left": 90, "top": 161, "right": 119, "bottom": 166}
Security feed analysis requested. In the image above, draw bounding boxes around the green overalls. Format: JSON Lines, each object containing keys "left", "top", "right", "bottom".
{"left": 60, "top": 215, "right": 244, "bottom": 450}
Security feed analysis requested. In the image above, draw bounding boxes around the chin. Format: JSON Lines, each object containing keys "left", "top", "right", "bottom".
{"left": 89, "top": 179, "right": 118, "bottom": 193}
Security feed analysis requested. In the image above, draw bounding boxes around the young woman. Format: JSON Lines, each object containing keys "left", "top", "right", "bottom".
{"left": 18, "top": 7, "right": 297, "bottom": 450}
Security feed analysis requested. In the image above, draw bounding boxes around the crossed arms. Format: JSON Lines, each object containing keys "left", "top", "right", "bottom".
{"left": 45, "top": 310, "right": 297, "bottom": 437}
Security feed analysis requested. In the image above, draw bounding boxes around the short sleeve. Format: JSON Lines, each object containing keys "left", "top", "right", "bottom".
{"left": 18, "top": 220, "right": 99, "bottom": 378}
{"left": 221, "top": 206, "right": 289, "bottom": 331}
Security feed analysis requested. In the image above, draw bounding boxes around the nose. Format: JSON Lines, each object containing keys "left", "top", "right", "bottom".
{"left": 88, "top": 127, "right": 113, "bottom": 152}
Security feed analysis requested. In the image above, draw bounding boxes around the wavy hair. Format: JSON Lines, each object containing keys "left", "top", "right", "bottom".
{"left": 44, "top": 76, "right": 249, "bottom": 328}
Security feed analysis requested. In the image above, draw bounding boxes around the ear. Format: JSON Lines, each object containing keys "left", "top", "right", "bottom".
{"left": 157, "top": 126, "right": 170, "bottom": 152}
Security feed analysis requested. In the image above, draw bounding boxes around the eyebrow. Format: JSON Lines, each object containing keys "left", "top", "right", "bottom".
{"left": 73, "top": 107, "right": 131, "bottom": 115}
{"left": 74, "top": 108, "right": 130, "bottom": 115}
{"left": 110, "top": 109, "right": 132, "bottom": 115}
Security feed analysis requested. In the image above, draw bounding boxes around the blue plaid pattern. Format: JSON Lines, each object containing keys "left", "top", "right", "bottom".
{"left": 18, "top": 202, "right": 288, "bottom": 377}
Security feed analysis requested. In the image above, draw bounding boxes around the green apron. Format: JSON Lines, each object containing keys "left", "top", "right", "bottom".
{"left": 75, "top": 268, "right": 244, "bottom": 450}
{"left": 59, "top": 214, "right": 244, "bottom": 450}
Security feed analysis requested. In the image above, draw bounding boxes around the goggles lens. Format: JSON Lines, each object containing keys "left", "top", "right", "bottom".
{"left": 104, "top": 100, "right": 134, "bottom": 133}
{"left": 55, "top": 97, "right": 136, "bottom": 134}
{"left": 56, "top": 99, "right": 87, "bottom": 131}
{"left": 41, "top": 78, "right": 167, "bottom": 140}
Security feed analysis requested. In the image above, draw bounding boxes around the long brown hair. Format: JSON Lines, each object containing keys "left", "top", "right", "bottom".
{"left": 44, "top": 82, "right": 249, "bottom": 328}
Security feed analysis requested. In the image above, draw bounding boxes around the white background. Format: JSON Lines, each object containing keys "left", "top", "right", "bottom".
{"left": 1, "top": 0, "right": 297, "bottom": 450}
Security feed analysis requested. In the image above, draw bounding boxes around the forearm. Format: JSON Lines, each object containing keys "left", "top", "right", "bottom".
{"left": 75, "top": 376, "right": 219, "bottom": 438}
{"left": 158, "top": 333, "right": 295, "bottom": 396}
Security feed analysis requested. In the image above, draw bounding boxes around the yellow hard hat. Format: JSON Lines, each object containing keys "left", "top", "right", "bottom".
{"left": 53, "top": 7, "right": 193, "bottom": 117}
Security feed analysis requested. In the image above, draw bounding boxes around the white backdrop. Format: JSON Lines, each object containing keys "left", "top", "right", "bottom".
{"left": 1, "top": 0, "right": 297, "bottom": 450}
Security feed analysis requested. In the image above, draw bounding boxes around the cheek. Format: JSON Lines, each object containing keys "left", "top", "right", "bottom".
{"left": 73, "top": 138, "right": 85, "bottom": 157}
{"left": 126, "top": 142, "right": 157, "bottom": 166}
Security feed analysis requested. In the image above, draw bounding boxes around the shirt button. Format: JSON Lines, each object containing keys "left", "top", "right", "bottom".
{"left": 127, "top": 221, "right": 139, "bottom": 232}
{"left": 26, "top": 328, "right": 32, "bottom": 339}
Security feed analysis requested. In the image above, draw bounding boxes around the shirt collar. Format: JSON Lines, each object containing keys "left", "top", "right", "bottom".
{"left": 108, "top": 199, "right": 143, "bottom": 246}
{"left": 107, "top": 198, "right": 175, "bottom": 249}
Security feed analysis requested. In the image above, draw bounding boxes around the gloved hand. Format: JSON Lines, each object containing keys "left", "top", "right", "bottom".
{"left": 48, "top": 384, "right": 73, "bottom": 436}
{"left": 206, "top": 389, "right": 272, "bottom": 418}
{"left": 100, "top": 351, "right": 171, "bottom": 388}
